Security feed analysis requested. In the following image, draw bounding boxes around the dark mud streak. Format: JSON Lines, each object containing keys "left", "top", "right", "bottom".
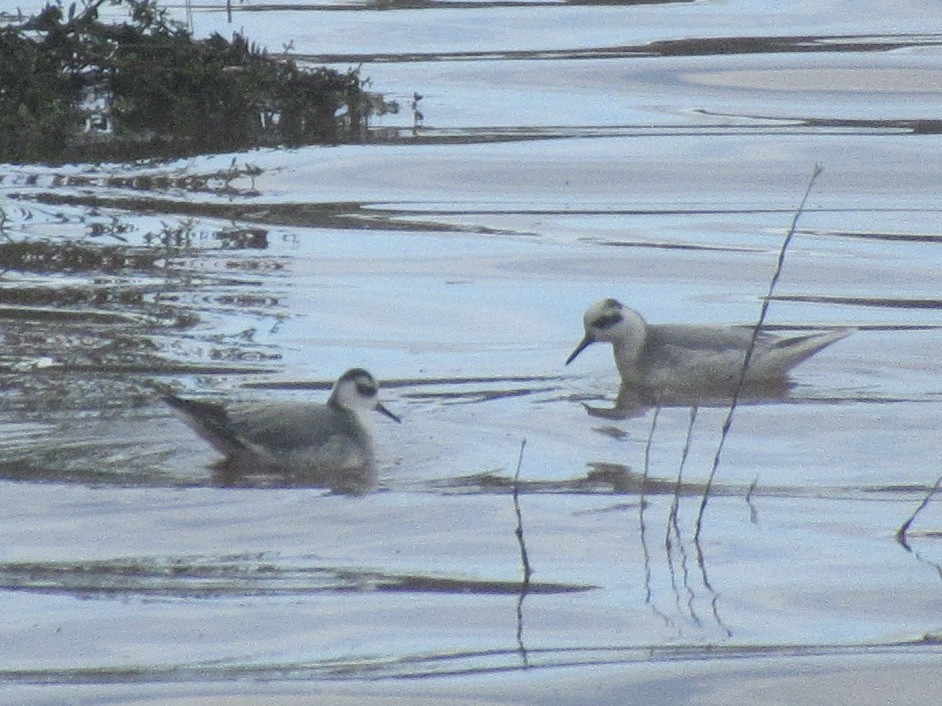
{"left": 299, "top": 33, "right": 942, "bottom": 64}
{"left": 37, "top": 363, "right": 279, "bottom": 375}
{"left": 0, "top": 557, "right": 594, "bottom": 599}
{"left": 7, "top": 192, "right": 521, "bottom": 235}
{"left": 14, "top": 192, "right": 938, "bottom": 233}
{"left": 772, "top": 294, "right": 942, "bottom": 310}
{"left": 700, "top": 111, "right": 942, "bottom": 136}
{"left": 429, "top": 470, "right": 942, "bottom": 501}
{"left": 381, "top": 123, "right": 922, "bottom": 145}
{"left": 232, "top": 0, "right": 689, "bottom": 12}
{"left": 822, "top": 230, "right": 942, "bottom": 244}
{"left": 1, "top": 638, "right": 939, "bottom": 685}
{"left": 593, "top": 239, "right": 758, "bottom": 253}
{"left": 247, "top": 374, "right": 566, "bottom": 391}
{"left": 407, "top": 387, "right": 546, "bottom": 404}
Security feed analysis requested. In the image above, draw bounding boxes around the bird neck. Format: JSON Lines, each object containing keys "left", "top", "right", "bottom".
{"left": 610, "top": 310, "right": 648, "bottom": 384}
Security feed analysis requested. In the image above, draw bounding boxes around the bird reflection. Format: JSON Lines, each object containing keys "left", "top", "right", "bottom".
{"left": 581, "top": 378, "right": 794, "bottom": 419}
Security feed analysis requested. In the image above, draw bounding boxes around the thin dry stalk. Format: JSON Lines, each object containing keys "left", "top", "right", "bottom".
{"left": 896, "top": 473, "right": 942, "bottom": 549}
{"left": 694, "top": 164, "right": 824, "bottom": 542}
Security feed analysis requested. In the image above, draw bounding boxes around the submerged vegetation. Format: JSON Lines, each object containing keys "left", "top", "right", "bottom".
{"left": 0, "top": 0, "right": 375, "bottom": 163}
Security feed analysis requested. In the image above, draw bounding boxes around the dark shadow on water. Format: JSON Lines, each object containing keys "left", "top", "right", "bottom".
{"left": 209, "top": 457, "right": 371, "bottom": 494}
{"left": 511, "top": 440, "right": 532, "bottom": 668}
{"left": 428, "top": 466, "right": 942, "bottom": 504}
{"left": 429, "top": 465, "right": 667, "bottom": 496}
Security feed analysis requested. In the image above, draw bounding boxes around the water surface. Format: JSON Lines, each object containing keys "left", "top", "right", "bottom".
{"left": 1, "top": 0, "right": 941, "bottom": 703}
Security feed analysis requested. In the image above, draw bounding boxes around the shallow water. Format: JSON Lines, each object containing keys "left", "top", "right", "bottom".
{"left": 1, "top": 0, "right": 941, "bottom": 703}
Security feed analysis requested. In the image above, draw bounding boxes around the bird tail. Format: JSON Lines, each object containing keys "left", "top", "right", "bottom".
{"left": 163, "top": 394, "right": 248, "bottom": 456}
{"left": 767, "top": 327, "right": 855, "bottom": 370}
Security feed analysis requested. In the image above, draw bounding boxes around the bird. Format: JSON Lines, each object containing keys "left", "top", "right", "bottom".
{"left": 566, "top": 298, "right": 853, "bottom": 402}
{"left": 164, "top": 368, "right": 400, "bottom": 494}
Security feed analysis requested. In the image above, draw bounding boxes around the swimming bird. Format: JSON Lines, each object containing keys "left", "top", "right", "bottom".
{"left": 566, "top": 299, "right": 852, "bottom": 401}
{"left": 164, "top": 368, "right": 400, "bottom": 493}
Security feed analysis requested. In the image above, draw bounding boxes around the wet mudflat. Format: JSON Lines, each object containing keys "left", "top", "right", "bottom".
{"left": 1, "top": 0, "right": 941, "bottom": 703}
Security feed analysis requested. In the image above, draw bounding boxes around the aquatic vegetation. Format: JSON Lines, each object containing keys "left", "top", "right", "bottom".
{"left": 0, "top": 0, "right": 372, "bottom": 163}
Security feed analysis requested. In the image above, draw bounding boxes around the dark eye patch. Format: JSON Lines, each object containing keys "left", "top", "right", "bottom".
{"left": 356, "top": 381, "right": 377, "bottom": 397}
{"left": 592, "top": 312, "right": 623, "bottom": 330}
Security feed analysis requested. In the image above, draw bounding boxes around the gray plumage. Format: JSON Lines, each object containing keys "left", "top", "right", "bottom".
{"left": 567, "top": 298, "right": 853, "bottom": 399}
{"left": 165, "top": 368, "right": 400, "bottom": 493}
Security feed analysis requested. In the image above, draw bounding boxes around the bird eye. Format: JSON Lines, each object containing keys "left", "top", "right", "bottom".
{"left": 355, "top": 381, "right": 377, "bottom": 397}
{"left": 592, "top": 313, "right": 623, "bottom": 329}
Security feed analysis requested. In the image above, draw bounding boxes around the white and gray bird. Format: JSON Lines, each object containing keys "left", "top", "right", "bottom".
{"left": 164, "top": 368, "right": 400, "bottom": 493}
{"left": 566, "top": 298, "right": 852, "bottom": 401}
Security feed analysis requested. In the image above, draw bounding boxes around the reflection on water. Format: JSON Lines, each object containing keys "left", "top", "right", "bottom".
{"left": 1, "top": 0, "right": 941, "bottom": 698}
{"left": 0, "top": 209, "right": 288, "bottom": 416}
{"left": 580, "top": 378, "right": 795, "bottom": 419}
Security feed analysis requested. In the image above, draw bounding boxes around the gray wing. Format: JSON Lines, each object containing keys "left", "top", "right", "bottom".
{"left": 225, "top": 402, "right": 365, "bottom": 451}
{"left": 645, "top": 324, "right": 849, "bottom": 382}
{"left": 641, "top": 323, "right": 782, "bottom": 386}
{"left": 646, "top": 324, "right": 773, "bottom": 356}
